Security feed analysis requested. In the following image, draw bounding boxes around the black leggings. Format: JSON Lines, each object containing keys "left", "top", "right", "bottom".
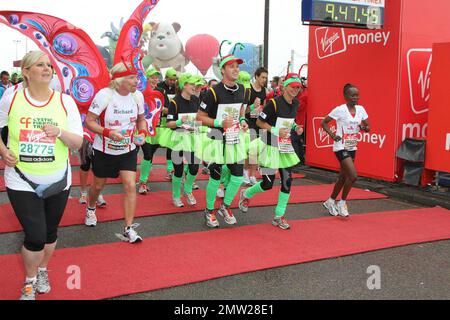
{"left": 260, "top": 168, "right": 293, "bottom": 193}
{"left": 171, "top": 150, "right": 200, "bottom": 178}
{"left": 141, "top": 143, "right": 172, "bottom": 162}
{"left": 7, "top": 188, "right": 70, "bottom": 252}
{"left": 209, "top": 163, "right": 244, "bottom": 181}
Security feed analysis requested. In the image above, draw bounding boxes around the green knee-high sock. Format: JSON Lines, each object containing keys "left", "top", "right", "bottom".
{"left": 275, "top": 191, "right": 291, "bottom": 218}
{"left": 172, "top": 176, "right": 183, "bottom": 199}
{"left": 206, "top": 178, "right": 221, "bottom": 210}
{"left": 224, "top": 175, "right": 244, "bottom": 207}
{"left": 166, "top": 160, "right": 174, "bottom": 173}
{"left": 221, "top": 165, "right": 231, "bottom": 188}
{"left": 139, "top": 160, "right": 153, "bottom": 183}
{"left": 244, "top": 182, "right": 265, "bottom": 199}
{"left": 184, "top": 172, "right": 198, "bottom": 194}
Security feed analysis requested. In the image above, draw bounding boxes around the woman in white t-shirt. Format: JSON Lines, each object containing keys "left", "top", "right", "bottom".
{"left": 84, "top": 62, "right": 147, "bottom": 244}
{"left": 0, "top": 51, "right": 83, "bottom": 300}
{"left": 321, "top": 84, "right": 370, "bottom": 218}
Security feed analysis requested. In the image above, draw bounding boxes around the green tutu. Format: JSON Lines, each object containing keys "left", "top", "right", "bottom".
{"left": 157, "top": 127, "right": 173, "bottom": 148}
{"left": 194, "top": 129, "right": 251, "bottom": 164}
{"left": 249, "top": 138, "right": 300, "bottom": 169}
{"left": 167, "top": 130, "right": 198, "bottom": 152}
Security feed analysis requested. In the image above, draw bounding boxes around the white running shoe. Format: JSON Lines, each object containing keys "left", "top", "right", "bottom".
{"left": 36, "top": 269, "right": 51, "bottom": 294}
{"left": 272, "top": 216, "right": 290, "bottom": 230}
{"left": 173, "top": 198, "right": 185, "bottom": 208}
{"left": 218, "top": 203, "right": 237, "bottom": 225}
{"left": 184, "top": 192, "right": 197, "bottom": 206}
{"left": 243, "top": 170, "right": 251, "bottom": 185}
{"left": 216, "top": 187, "right": 225, "bottom": 198}
{"left": 20, "top": 281, "right": 36, "bottom": 300}
{"left": 192, "top": 182, "right": 200, "bottom": 190}
{"left": 337, "top": 201, "right": 350, "bottom": 218}
{"left": 116, "top": 223, "right": 143, "bottom": 243}
{"left": 249, "top": 176, "right": 258, "bottom": 186}
{"left": 238, "top": 189, "right": 250, "bottom": 213}
{"left": 323, "top": 198, "right": 339, "bottom": 217}
{"left": 204, "top": 209, "right": 219, "bottom": 228}
{"left": 96, "top": 194, "right": 107, "bottom": 207}
{"left": 138, "top": 183, "right": 148, "bottom": 195}
{"left": 165, "top": 172, "right": 173, "bottom": 181}
{"left": 85, "top": 207, "right": 97, "bottom": 227}
{"left": 79, "top": 192, "right": 88, "bottom": 204}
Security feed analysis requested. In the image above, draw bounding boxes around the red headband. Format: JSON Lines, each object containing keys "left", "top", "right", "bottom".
{"left": 111, "top": 69, "right": 138, "bottom": 80}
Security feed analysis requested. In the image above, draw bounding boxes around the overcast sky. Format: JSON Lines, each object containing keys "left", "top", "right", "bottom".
{"left": 0, "top": 0, "right": 309, "bottom": 79}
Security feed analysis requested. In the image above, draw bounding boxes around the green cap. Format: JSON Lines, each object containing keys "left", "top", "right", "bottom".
{"left": 178, "top": 73, "right": 197, "bottom": 89}
{"left": 165, "top": 67, "right": 178, "bottom": 79}
{"left": 191, "top": 75, "right": 206, "bottom": 86}
{"left": 237, "top": 71, "right": 251, "bottom": 89}
{"left": 146, "top": 67, "right": 161, "bottom": 78}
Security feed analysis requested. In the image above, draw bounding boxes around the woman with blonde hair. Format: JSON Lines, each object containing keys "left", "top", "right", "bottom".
{"left": 84, "top": 61, "right": 147, "bottom": 243}
{"left": 0, "top": 51, "right": 83, "bottom": 300}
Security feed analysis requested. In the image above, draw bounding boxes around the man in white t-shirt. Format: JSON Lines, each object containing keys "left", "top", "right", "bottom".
{"left": 321, "top": 83, "right": 370, "bottom": 218}
{"left": 84, "top": 62, "right": 147, "bottom": 243}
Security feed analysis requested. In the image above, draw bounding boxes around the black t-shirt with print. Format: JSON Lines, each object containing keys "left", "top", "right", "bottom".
{"left": 258, "top": 95, "right": 299, "bottom": 146}
{"left": 246, "top": 84, "right": 267, "bottom": 130}
{"left": 167, "top": 94, "right": 200, "bottom": 131}
{"left": 199, "top": 82, "right": 245, "bottom": 135}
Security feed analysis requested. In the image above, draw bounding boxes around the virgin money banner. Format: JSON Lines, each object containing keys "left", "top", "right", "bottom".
{"left": 306, "top": 0, "right": 401, "bottom": 181}
{"left": 306, "top": 0, "right": 450, "bottom": 181}
{"left": 425, "top": 43, "right": 450, "bottom": 173}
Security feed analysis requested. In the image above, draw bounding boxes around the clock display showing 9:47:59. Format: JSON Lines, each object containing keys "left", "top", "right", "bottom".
{"left": 313, "top": 1, "right": 384, "bottom": 26}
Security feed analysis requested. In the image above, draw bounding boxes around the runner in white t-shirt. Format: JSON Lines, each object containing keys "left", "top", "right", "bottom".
{"left": 321, "top": 84, "right": 370, "bottom": 218}
{"left": 84, "top": 62, "right": 147, "bottom": 243}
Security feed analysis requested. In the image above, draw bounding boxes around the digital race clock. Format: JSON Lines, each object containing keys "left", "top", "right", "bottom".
{"left": 302, "top": 0, "right": 385, "bottom": 29}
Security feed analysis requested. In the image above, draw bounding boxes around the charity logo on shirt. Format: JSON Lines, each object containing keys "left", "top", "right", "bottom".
{"left": 217, "top": 103, "right": 241, "bottom": 145}
{"left": 275, "top": 117, "right": 295, "bottom": 154}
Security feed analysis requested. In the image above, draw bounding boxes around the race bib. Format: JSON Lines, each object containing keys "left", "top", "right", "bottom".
{"left": 178, "top": 113, "right": 198, "bottom": 133}
{"left": 342, "top": 124, "right": 360, "bottom": 150}
{"left": 106, "top": 129, "right": 132, "bottom": 151}
{"left": 250, "top": 105, "right": 261, "bottom": 119}
{"left": 276, "top": 118, "right": 295, "bottom": 154}
{"left": 217, "top": 103, "right": 242, "bottom": 145}
{"left": 19, "top": 130, "right": 56, "bottom": 163}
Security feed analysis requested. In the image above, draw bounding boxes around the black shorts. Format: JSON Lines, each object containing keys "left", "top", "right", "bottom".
{"left": 92, "top": 148, "right": 138, "bottom": 178}
{"left": 335, "top": 150, "right": 356, "bottom": 162}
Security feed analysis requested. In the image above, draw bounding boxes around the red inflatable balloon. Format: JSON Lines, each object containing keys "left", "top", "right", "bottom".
{"left": 185, "top": 34, "right": 219, "bottom": 75}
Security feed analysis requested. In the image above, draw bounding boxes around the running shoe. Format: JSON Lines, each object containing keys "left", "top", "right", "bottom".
{"left": 218, "top": 203, "right": 237, "bottom": 225}
{"left": 337, "top": 201, "right": 350, "bottom": 218}
{"left": 323, "top": 198, "right": 339, "bottom": 217}
{"left": 173, "top": 198, "right": 185, "bottom": 208}
{"left": 243, "top": 170, "right": 251, "bottom": 185}
{"left": 116, "top": 223, "right": 143, "bottom": 243}
{"left": 238, "top": 189, "right": 250, "bottom": 213}
{"left": 249, "top": 176, "right": 258, "bottom": 186}
{"left": 192, "top": 182, "right": 200, "bottom": 190}
{"left": 36, "top": 269, "right": 50, "bottom": 294}
{"left": 184, "top": 192, "right": 197, "bottom": 206}
{"left": 96, "top": 194, "right": 107, "bottom": 207}
{"left": 20, "top": 281, "right": 36, "bottom": 300}
{"left": 85, "top": 207, "right": 97, "bottom": 227}
{"left": 165, "top": 172, "right": 173, "bottom": 181}
{"left": 272, "top": 216, "right": 290, "bottom": 230}
{"left": 138, "top": 183, "right": 148, "bottom": 195}
{"left": 79, "top": 192, "right": 88, "bottom": 204}
{"left": 204, "top": 209, "right": 219, "bottom": 228}
{"left": 216, "top": 187, "right": 225, "bottom": 198}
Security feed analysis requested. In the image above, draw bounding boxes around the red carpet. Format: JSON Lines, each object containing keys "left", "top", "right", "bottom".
{"left": 0, "top": 171, "right": 305, "bottom": 191}
{"left": 0, "top": 185, "right": 385, "bottom": 233}
{"left": 0, "top": 207, "right": 448, "bottom": 300}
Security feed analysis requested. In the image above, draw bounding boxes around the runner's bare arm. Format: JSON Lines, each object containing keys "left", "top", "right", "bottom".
{"left": 42, "top": 124, "right": 83, "bottom": 150}
{"left": 321, "top": 116, "right": 341, "bottom": 141}
{"left": 360, "top": 119, "right": 370, "bottom": 132}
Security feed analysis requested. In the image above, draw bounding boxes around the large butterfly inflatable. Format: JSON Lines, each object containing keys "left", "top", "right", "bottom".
{"left": 0, "top": 0, "right": 164, "bottom": 136}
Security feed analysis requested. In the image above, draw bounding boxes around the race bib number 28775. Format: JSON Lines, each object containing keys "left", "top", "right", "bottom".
{"left": 19, "top": 130, "right": 56, "bottom": 163}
